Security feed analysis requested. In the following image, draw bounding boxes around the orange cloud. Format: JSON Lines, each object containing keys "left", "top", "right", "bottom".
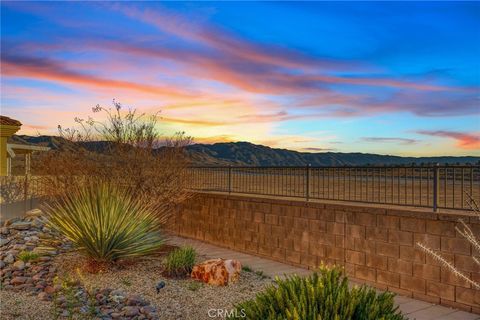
{"left": 416, "top": 130, "right": 480, "bottom": 150}
{"left": 194, "top": 135, "right": 235, "bottom": 144}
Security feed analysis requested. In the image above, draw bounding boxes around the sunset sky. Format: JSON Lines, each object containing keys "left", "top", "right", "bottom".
{"left": 1, "top": 1, "right": 479, "bottom": 156}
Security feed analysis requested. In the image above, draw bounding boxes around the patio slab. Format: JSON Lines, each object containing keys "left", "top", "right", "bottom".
{"left": 167, "top": 235, "right": 480, "bottom": 320}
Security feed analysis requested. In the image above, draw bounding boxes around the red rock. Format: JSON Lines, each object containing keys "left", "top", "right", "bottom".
{"left": 44, "top": 286, "right": 55, "bottom": 294}
{"left": 11, "top": 276, "right": 27, "bottom": 285}
{"left": 38, "top": 292, "right": 51, "bottom": 301}
{"left": 32, "top": 273, "right": 45, "bottom": 281}
{"left": 191, "top": 259, "right": 241, "bottom": 286}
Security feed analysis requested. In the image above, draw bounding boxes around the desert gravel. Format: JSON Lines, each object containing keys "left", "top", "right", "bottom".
{"left": 53, "top": 251, "right": 273, "bottom": 320}
{"left": 0, "top": 290, "right": 53, "bottom": 320}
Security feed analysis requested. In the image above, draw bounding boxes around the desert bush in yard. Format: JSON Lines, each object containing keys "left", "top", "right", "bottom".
{"left": 417, "top": 193, "right": 480, "bottom": 290}
{"left": 163, "top": 246, "right": 197, "bottom": 277}
{"left": 0, "top": 176, "right": 25, "bottom": 204}
{"left": 230, "top": 266, "right": 406, "bottom": 320}
{"left": 35, "top": 100, "right": 193, "bottom": 225}
{"left": 42, "top": 182, "right": 164, "bottom": 268}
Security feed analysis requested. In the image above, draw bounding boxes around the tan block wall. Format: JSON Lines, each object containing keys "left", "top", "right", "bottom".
{"left": 169, "top": 193, "right": 480, "bottom": 313}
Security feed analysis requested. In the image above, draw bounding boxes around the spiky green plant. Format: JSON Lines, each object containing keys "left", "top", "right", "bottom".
{"left": 163, "top": 246, "right": 197, "bottom": 277}
{"left": 230, "top": 266, "right": 406, "bottom": 320}
{"left": 42, "top": 182, "right": 164, "bottom": 263}
{"left": 17, "top": 251, "right": 40, "bottom": 262}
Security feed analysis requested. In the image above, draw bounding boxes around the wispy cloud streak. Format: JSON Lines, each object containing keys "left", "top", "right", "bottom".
{"left": 361, "top": 137, "right": 419, "bottom": 145}
{"left": 416, "top": 130, "right": 480, "bottom": 150}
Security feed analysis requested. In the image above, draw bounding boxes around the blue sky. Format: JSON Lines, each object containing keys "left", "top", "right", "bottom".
{"left": 1, "top": 1, "right": 479, "bottom": 155}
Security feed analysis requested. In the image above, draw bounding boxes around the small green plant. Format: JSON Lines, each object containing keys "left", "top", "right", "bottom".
{"left": 52, "top": 276, "right": 82, "bottom": 320}
{"left": 51, "top": 274, "right": 99, "bottom": 320}
{"left": 186, "top": 281, "right": 203, "bottom": 291}
{"left": 17, "top": 251, "right": 40, "bottom": 262}
{"left": 163, "top": 246, "right": 197, "bottom": 277}
{"left": 120, "top": 277, "right": 132, "bottom": 287}
{"left": 242, "top": 265, "right": 252, "bottom": 273}
{"left": 42, "top": 182, "right": 164, "bottom": 267}
{"left": 255, "top": 270, "right": 268, "bottom": 279}
{"left": 230, "top": 266, "right": 407, "bottom": 320}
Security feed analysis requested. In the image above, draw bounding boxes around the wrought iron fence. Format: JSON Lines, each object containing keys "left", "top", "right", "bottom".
{"left": 2, "top": 165, "right": 479, "bottom": 212}
{"left": 188, "top": 165, "right": 480, "bottom": 211}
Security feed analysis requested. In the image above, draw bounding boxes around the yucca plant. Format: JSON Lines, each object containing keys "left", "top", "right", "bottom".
{"left": 231, "top": 266, "right": 406, "bottom": 320}
{"left": 163, "top": 246, "right": 197, "bottom": 277}
{"left": 42, "top": 182, "right": 164, "bottom": 268}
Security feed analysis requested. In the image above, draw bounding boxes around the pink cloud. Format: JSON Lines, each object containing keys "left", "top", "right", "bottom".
{"left": 416, "top": 130, "right": 480, "bottom": 150}
{"left": 2, "top": 55, "right": 195, "bottom": 99}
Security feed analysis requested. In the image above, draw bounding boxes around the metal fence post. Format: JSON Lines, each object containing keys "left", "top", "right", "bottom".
{"left": 228, "top": 165, "right": 232, "bottom": 194}
{"left": 433, "top": 163, "right": 439, "bottom": 212}
{"left": 306, "top": 164, "right": 311, "bottom": 201}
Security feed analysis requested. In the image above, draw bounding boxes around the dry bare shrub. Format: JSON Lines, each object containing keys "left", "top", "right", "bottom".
{"left": 36, "top": 100, "right": 193, "bottom": 224}
{"left": 0, "top": 176, "right": 25, "bottom": 204}
{"left": 417, "top": 193, "right": 480, "bottom": 290}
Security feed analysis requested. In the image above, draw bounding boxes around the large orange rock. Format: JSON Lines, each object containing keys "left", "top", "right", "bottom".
{"left": 191, "top": 258, "right": 241, "bottom": 286}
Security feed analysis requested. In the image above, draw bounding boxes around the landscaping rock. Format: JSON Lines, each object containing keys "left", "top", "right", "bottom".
{"left": 3, "top": 253, "right": 14, "bottom": 264}
{"left": 0, "top": 238, "right": 10, "bottom": 246}
{"left": 1, "top": 211, "right": 160, "bottom": 319}
{"left": 13, "top": 260, "right": 25, "bottom": 270}
{"left": 11, "top": 276, "right": 28, "bottom": 285}
{"left": 123, "top": 306, "right": 140, "bottom": 317}
{"left": 10, "top": 221, "right": 32, "bottom": 230}
{"left": 44, "top": 285, "right": 56, "bottom": 294}
{"left": 25, "top": 209, "right": 43, "bottom": 218}
{"left": 126, "top": 294, "right": 147, "bottom": 306}
{"left": 38, "top": 291, "right": 52, "bottom": 301}
{"left": 191, "top": 258, "right": 242, "bottom": 286}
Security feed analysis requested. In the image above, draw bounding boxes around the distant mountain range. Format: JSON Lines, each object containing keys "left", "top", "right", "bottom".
{"left": 10, "top": 135, "right": 480, "bottom": 166}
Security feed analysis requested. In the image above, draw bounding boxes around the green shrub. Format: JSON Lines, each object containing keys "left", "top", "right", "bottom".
{"left": 18, "top": 251, "right": 40, "bottom": 262}
{"left": 231, "top": 266, "right": 407, "bottom": 320}
{"left": 42, "top": 182, "right": 164, "bottom": 264}
{"left": 163, "top": 246, "right": 196, "bottom": 277}
{"left": 242, "top": 265, "right": 253, "bottom": 273}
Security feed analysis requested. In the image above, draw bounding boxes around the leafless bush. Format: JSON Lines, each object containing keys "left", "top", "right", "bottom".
{"left": 0, "top": 176, "right": 25, "bottom": 204}
{"left": 417, "top": 193, "right": 480, "bottom": 289}
{"left": 36, "top": 100, "right": 193, "bottom": 223}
